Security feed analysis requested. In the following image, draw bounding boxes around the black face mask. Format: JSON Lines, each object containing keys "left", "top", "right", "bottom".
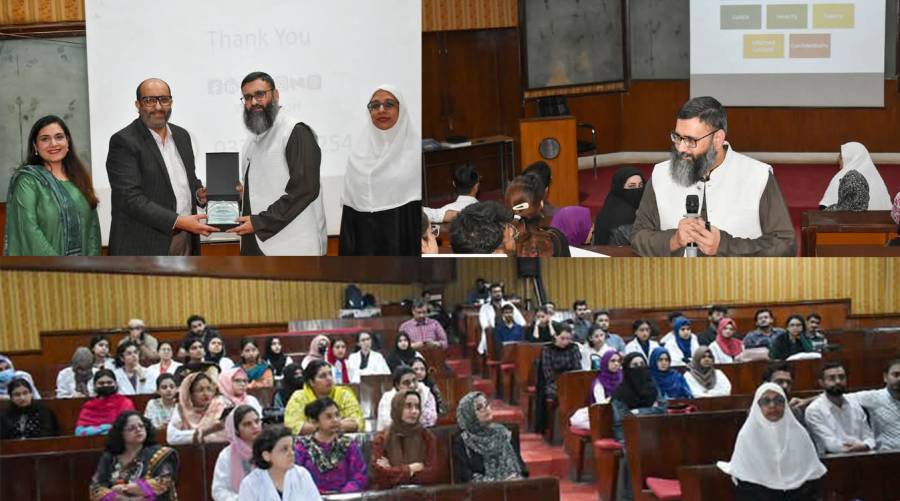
{"left": 317, "top": 343, "right": 328, "bottom": 356}
{"left": 621, "top": 187, "right": 645, "bottom": 209}
{"left": 96, "top": 386, "right": 117, "bottom": 397}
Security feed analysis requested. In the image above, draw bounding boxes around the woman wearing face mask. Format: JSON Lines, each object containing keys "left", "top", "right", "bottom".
{"left": 346, "top": 331, "right": 390, "bottom": 384}
{"left": 239, "top": 425, "right": 322, "bottom": 500}
{"left": 213, "top": 405, "right": 263, "bottom": 501}
{"left": 167, "top": 372, "right": 229, "bottom": 445}
{"left": 610, "top": 353, "right": 665, "bottom": 441}
{"left": 206, "top": 334, "right": 236, "bottom": 371}
{"left": 717, "top": 383, "right": 826, "bottom": 500}
{"left": 452, "top": 391, "right": 528, "bottom": 483}
{"left": 273, "top": 363, "right": 303, "bottom": 410}
{"left": 294, "top": 398, "right": 368, "bottom": 493}
{"left": 75, "top": 369, "right": 136, "bottom": 436}
{"left": 263, "top": 336, "right": 294, "bottom": 382}
{"left": 593, "top": 167, "right": 646, "bottom": 245}
{"left": 386, "top": 332, "right": 422, "bottom": 373}
{"left": 301, "top": 335, "right": 331, "bottom": 370}
{"left": 0, "top": 355, "right": 39, "bottom": 400}
{"left": 89, "top": 411, "right": 179, "bottom": 501}
{"left": 146, "top": 341, "right": 182, "bottom": 385}
{"left": 371, "top": 390, "right": 439, "bottom": 489}
{"left": 284, "top": 360, "right": 364, "bottom": 435}
{"left": 1, "top": 378, "right": 59, "bottom": 439}
{"left": 326, "top": 339, "right": 351, "bottom": 385}
{"left": 144, "top": 373, "right": 179, "bottom": 429}
{"left": 56, "top": 347, "right": 96, "bottom": 398}
{"left": 218, "top": 367, "right": 263, "bottom": 414}
{"left": 114, "top": 340, "right": 154, "bottom": 395}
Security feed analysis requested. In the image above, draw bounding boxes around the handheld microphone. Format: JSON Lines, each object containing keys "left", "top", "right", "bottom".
{"left": 684, "top": 194, "right": 700, "bottom": 258}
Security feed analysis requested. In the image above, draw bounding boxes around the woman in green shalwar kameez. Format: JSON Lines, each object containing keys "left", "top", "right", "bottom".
{"left": 4, "top": 115, "right": 101, "bottom": 256}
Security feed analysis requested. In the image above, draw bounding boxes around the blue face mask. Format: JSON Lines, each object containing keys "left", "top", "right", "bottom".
{"left": 0, "top": 369, "right": 15, "bottom": 384}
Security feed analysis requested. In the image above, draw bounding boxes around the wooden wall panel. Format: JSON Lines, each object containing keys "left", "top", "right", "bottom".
{"left": 423, "top": 0, "right": 517, "bottom": 32}
{"left": 443, "top": 258, "right": 900, "bottom": 316}
{"left": 0, "top": 0, "right": 83, "bottom": 25}
{"left": 0, "top": 271, "right": 414, "bottom": 351}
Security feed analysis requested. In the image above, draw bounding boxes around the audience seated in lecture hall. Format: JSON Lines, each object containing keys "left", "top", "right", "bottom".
{"left": 89, "top": 411, "right": 179, "bottom": 501}
{"left": 697, "top": 305, "right": 728, "bottom": 346}
{"left": 658, "top": 311, "right": 684, "bottom": 345}
{"left": 525, "top": 305, "right": 564, "bottom": 343}
{"left": 293, "top": 397, "right": 368, "bottom": 494}
{"left": 448, "top": 200, "right": 518, "bottom": 255}
{"left": 570, "top": 351, "right": 623, "bottom": 430}
{"left": 376, "top": 366, "right": 437, "bottom": 431}
{"left": 769, "top": 315, "right": 816, "bottom": 361}
{"left": 805, "top": 313, "right": 829, "bottom": 353}
{"left": 284, "top": 360, "right": 363, "bottom": 435}
{"left": 89, "top": 335, "right": 117, "bottom": 370}
{"left": 423, "top": 162, "right": 480, "bottom": 224}
{"left": 804, "top": 362, "right": 876, "bottom": 455}
{"left": 421, "top": 210, "right": 439, "bottom": 254}
{"left": 709, "top": 317, "right": 745, "bottom": 364}
{"left": 580, "top": 325, "right": 617, "bottom": 370}
{"left": 493, "top": 304, "right": 525, "bottom": 354}
{"left": 273, "top": 363, "right": 303, "bottom": 410}
{"left": 399, "top": 299, "right": 449, "bottom": 350}
{"left": 239, "top": 425, "right": 321, "bottom": 501}
{"left": 820, "top": 142, "right": 892, "bottom": 210}
{"left": 346, "top": 331, "right": 391, "bottom": 384}
{"left": 550, "top": 205, "right": 593, "bottom": 247}
{"left": 302, "top": 334, "right": 330, "bottom": 369}
{"left": 76, "top": 369, "right": 136, "bottom": 436}
{"left": 742, "top": 308, "right": 787, "bottom": 351}
{"left": 113, "top": 340, "right": 155, "bottom": 395}
{"left": 0, "top": 354, "right": 40, "bottom": 400}
{"left": 570, "top": 299, "right": 594, "bottom": 343}
{"left": 410, "top": 358, "right": 449, "bottom": 416}
{"left": 611, "top": 353, "right": 665, "bottom": 444}
{"left": 145, "top": 341, "right": 182, "bottom": 385}
{"left": 370, "top": 390, "right": 441, "bottom": 489}
{"left": 592, "top": 166, "right": 646, "bottom": 246}
{"left": 218, "top": 367, "right": 263, "bottom": 414}
{"left": 593, "top": 310, "right": 627, "bottom": 352}
{"left": 180, "top": 315, "right": 222, "bottom": 358}
{"left": 842, "top": 358, "right": 900, "bottom": 450}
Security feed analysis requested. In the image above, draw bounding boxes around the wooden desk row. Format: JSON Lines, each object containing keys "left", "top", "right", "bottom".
{"left": 1, "top": 424, "right": 544, "bottom": 501}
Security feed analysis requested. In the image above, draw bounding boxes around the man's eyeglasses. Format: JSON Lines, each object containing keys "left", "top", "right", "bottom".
{"left": 139, "top": 96, "right": 173, "bottom": 107}
{"left": 367, "top": 99, "right": 398, "bottom": 112}
{"left": 241, "top": 89, "right": 273, "bottom": 104}
{"left": 670, "top": 129, "right": 719, "bottom": 149}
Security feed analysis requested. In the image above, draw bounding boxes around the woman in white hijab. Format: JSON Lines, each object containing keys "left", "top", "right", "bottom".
{"left": 819, "top": 142, "right": 892, "bottom": 210}
{"left": 717, "top": 382, "right": 826, "bottom": 500}
{"left": 339, "top": 85, "right": 421, "bottom": 256}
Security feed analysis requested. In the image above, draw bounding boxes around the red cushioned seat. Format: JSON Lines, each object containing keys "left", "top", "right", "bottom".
{"left": 569, "top": 426, "right": 591, "bottom": 437}
{"left": 593, "top": 438, "right": 623, "bottom": 450}
{"left": 526, "top": 386, "right": 535, "bottom": 394}
{"left": 645, "top": 477, "right": 681, "bottom": 501}
{"left": 500, "top": 363, "right": 515, "bottom": 371}
{"left": 486, "top": 360, "right": 501, "bottom": 366}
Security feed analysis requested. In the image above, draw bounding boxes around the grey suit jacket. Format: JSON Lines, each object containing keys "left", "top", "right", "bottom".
{"left": 106, "top": 118, "right": 202, "bottom": 255}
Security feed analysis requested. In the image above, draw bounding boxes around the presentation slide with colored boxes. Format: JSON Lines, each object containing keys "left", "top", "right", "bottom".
{"left": 721, "top": 5, "right": 762, "bottom": 29}
{"left": 744, "top": 34, "right": 784, "bottom": 58}
{"left": 813, "top": 4, "right": 854, "bottom": 29}
{"left": 789, "top": 33, "right": 831, "bottom": 58}
{"left": 767, "top": 4, "right": 808, "bottom": 29}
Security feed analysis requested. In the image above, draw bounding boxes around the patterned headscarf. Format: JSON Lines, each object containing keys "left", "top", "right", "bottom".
{"left": 455, "top": 391, "right": 522, "bottom": 482}
{"left": 825, "top": 170, "right": 869, "bottom": 211}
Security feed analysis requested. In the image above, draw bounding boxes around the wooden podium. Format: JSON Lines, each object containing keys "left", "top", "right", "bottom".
{"left": 519, "top": 116, "right": 579, "bottom": 207}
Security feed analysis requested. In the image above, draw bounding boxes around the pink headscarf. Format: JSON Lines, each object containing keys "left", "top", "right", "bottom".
{"left": 218, "top": 367, "right": 249, "bottom": 407}
{"left": 224, "top": 404, "right": 258, "bottom": 492}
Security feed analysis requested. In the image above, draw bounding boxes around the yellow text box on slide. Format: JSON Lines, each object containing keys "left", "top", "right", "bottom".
{"left": 813, "top": 4, "right": 854, "bottom": 29}
{"left": 743, "top": 34, "right": 785, "bottom": 58}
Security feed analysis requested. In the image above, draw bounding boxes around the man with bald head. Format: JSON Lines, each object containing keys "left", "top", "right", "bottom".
{"left": 106, "top": 78, "right": 216, "bottom": 255}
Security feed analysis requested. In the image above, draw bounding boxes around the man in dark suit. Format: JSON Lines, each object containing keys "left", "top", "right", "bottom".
{"left": 106, "top": 78, "right": 218, "bottom": 255}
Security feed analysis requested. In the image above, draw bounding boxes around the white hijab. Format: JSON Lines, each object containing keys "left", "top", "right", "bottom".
{"left": 341, "top": 84, "right": 421, "bottom": 212}
{"left": 820, "top": 142, "right": 892, "bottom": 210}
{"left": 717, "top": 383, "right": 826, "bottom": 490}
